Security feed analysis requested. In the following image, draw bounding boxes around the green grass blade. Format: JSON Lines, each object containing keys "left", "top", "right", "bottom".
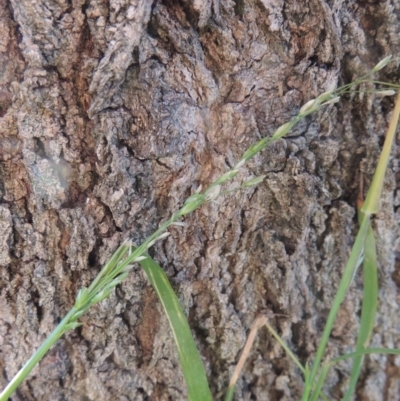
{"left": 224, "top": 385, "right": 236, "bottom": 401}
{"left": 362, "top": 92, "right": 400, "bottom": 214}
{"left": 343, "top": 209, "right": 378, "bottom": 401}
{"left": 137, "top": 253, "right": 212, "bottom": 401}
{"left": 307, "top": 215, "right": 371, "bottom": 394}
{"left": 331, "top": 348, "right": 400, "bottom": 364}
{"left": 264, "top": 321, "right": 305, "bottom": 374}
{"left": 309, "top": 365, "right": 330, "bottom": 401}
{"left": 303, "top": 364, "right": 312, "bottom": 401}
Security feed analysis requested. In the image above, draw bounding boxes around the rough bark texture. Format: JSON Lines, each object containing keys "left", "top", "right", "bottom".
{"left": 1, "top": 1, "right": 400, "bottom": 400}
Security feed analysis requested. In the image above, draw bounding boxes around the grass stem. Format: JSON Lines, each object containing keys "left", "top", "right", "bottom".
{"left": 0, "top": 308, "right": 77, "bottom": 401}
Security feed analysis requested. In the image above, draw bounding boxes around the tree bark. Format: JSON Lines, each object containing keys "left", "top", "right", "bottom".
{"left": 1, "top": 1, "right": 400, "bottom": 400}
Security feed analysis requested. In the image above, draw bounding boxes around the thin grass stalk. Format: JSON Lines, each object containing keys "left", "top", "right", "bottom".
{"left": 366, "top": 81, "right": 400, "bottom": 89}
{"left": 0, "top": 308, "right": 77, "bottom": 401}
{"left": 264, "top": 321, "right": 305, "bottom": 373}
{"left": 331, "top": 348, "right": 400, "bottom": 363}
{"left": 225, "top": 315, "right": 305, "bottom": 401}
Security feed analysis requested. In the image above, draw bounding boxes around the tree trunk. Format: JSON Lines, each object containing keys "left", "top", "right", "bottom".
{"left": 1, "top": 1, "right": 400, "bottom": 400}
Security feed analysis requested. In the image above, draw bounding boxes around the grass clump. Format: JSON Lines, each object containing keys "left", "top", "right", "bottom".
{"left": 1, "top": 56, "right": 400, "bottom": 401}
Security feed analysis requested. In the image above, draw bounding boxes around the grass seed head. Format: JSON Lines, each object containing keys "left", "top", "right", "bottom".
{"left": 375, "top": 90, "right": 396, "bottom": 97}
{"left": 299, "top": 98, "right": 320, "bottom": 117}
{"left": 234, "top": 159, "right": 246, "bottom": 170}
{"left": 242, "top": 175, "right": 267, "bottom": 187}
{"left": 372, "top": 55, "right": 392, "bottom": 72}
{"left": 216, "top": 170, "right": 239, "bottom": 184}
{"left": 178, "top": 194, "right": 205, "bottom": 216}
{"left": 91, "top": 288, "right": 113, "bottom": 305}
{"left": 272, "top": 122, "right": 293, "bottom": 139}
{"left": 205, "top": 185, "right": 221, "bottom": 201}
{"left": 323, "top": 96, "right": 340, "bottom": 105}
{"left": 316, "top": 90, "right": 334, "bottom": 103}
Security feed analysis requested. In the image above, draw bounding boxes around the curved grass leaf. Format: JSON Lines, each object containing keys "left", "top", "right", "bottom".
{"left": 137, "top": 252, "right": 212, "bottom": 401}
{"left": 342, "top": 204, "right": 378, "bottom": 401}
{"left": 332, "top": 348, "right": 400, "bottom": 363}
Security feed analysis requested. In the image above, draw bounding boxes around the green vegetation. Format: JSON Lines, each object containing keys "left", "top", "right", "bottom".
{"left": 1, "top": 56, "right": 399, "bottom": 401}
